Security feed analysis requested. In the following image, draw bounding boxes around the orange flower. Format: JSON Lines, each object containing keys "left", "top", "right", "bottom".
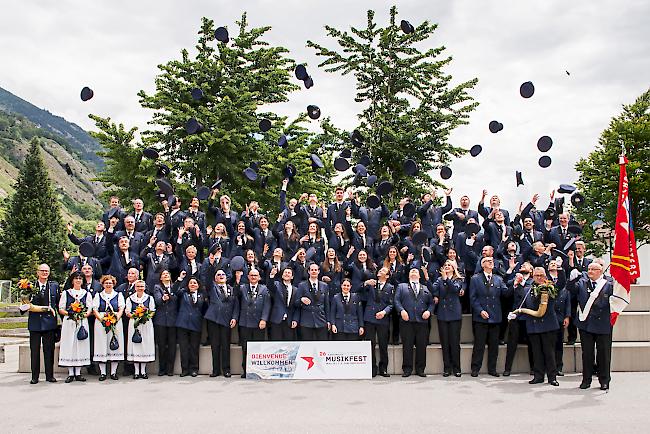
{"left": 18, "top": 279, "right": 31, "bottom": 290}
{"left": 71, "top": 301, "right": 83, "bottom": 313}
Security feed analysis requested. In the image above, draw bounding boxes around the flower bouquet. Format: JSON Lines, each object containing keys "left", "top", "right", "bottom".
{"left": 68, "top": 300, "right": 89, "bottom": 340}
{"left": 532, "top": 280, "right": 558, "bottom": 299}
{"left": 102, "top": 309, "right": 119, "bottom": 351}
{"left": 131, "top": 304, "right": 154, "bottom": 343}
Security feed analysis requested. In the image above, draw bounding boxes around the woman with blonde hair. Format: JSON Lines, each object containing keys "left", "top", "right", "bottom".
{"left": 432, "top": 260, "right": 465, "bottom": 377}
{"left": 92, "top": 275, "right": 125, "bottom": 381}
{"left": 125, "top": 280, "right": 156, "bottom": 379}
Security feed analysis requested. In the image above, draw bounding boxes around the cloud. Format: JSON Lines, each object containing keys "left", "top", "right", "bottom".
{"left": 1, "top": 0, "right": 647, "bottom": 213}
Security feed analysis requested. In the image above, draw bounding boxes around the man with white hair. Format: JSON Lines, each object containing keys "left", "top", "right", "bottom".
{"left": 567, "top": 261, "right": 613, "bottom": 390}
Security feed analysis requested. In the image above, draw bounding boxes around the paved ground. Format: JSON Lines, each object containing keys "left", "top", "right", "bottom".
{"left": 1, "top": 345, "right": 649, "bottom": 433}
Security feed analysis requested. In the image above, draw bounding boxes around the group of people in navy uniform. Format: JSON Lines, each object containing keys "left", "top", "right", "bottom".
{"left": 23, "top": 180, "right": 614, "bottom": 389}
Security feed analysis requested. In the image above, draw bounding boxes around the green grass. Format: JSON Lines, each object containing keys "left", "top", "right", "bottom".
{"left": 0, "top": 321, "right": 26, "bottom": 329}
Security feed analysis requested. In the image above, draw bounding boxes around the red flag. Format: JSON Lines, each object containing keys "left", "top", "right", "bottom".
{"left": 609, "top": 155, "right": 640, "bottom": 325}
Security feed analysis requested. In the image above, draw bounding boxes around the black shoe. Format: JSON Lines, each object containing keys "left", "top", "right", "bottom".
{"left": 75, "top": 375, "right": 86, "bottom": 382}
{"left": 30, "top": 378, "right": 39, "bottom": 384}
{"left": 402, "top": 371, "right": 411, "bottom": 378}
{"left": 379, "top": 371, "right": 390, "bottom": 378}
{"left": 99, "top": 374, "right": 107, "bottom": 381}
{"left": 140, "top": 374, "right": 149, "bottom": 379}
{"left": 454, "top": 372, "right": 462, "bottom": 378}
{"left": 240, "top": 373, "right": 247, "bottom": 379}
{"left": 158, "top": 371, "right": 166, "bottom": 376}
{"left": 600, "top": 383, "right": 609, "bottom": 391}
{"left": 579, "top": 382, "right": 591, "bottom": 389}
{"left": 488, "top": 372, "right": 500, "bottom": 377}
{"left": 557, "top": 371, "right": 564, "bottom": 376}
{"left": 65, "top": 376, "right": 74, "bottom": 383}
{"left": 503, "top": 370, "right": 511, "bottom": 377}
{"left": 443, "top": 372, "right": 451, "bottom": 377}
{"left": 167, "top": 372, "right": 174, "bottom": 377}
{"left": 110, "top": 374, "right": 119, "bottom": 381}
{"left": 46, "top": 377, "right": 57, "bottom": 383}
{"left": 417, "top": 372, "right": 427, "bottom": 378}
{"left": 471, "top": 371, "right": 479, "bottom": 377}
{"left": 190, "top": 371, "right": 198, "bottom": 377}
{"left": 133, "top": 374, "right": 139, "bottom": 380}
{"left": 549, "top": 380, "right": 560, "bottom": 386}
{"left": 224, "top": 371, "right": 231, "bottom": 378}
{"left": 210, "top": 372, "right": 219, "bottom": 378}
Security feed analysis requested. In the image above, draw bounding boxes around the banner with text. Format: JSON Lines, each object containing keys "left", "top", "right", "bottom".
{"left": 245, "top": 341, "right": 372, "bottom": 379}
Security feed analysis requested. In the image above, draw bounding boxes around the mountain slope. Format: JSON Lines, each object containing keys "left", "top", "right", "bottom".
{"left": 0, "top": 110, "right": 103, "bottom": 222}
{"left": 0, "top": 86, "right": 103, "bottom": 170}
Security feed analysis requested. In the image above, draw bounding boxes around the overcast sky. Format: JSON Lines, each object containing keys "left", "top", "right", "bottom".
{"left": 1, "top": 0, "right": 648, "bottom": 211}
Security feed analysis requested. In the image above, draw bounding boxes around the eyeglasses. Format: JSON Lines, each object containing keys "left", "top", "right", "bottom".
{"left": 215, "top": 273, "right": 226, "bottom": 277}
{"left": 38, "top": 269, "right": 50, "bottom": 273}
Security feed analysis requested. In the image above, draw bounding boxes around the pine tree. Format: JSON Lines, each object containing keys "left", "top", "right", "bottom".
{"left": 0, "top": 140, "right": 66, "bottom": 280}
{"left": 133, "top": 15, "right": 334, "bottom": 211}
{"left": 308, "top": 6, "right": 478, "bottom": 203}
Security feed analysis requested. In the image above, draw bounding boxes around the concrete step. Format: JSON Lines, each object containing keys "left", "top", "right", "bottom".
{"left": 0, "top": 317, "right": 27, "bottom": 323}
{"left": 628, "top": 285, "right": 650, "bottom": 311}
{"left": 17, "top": 341, "right": 650, "bottom": 375}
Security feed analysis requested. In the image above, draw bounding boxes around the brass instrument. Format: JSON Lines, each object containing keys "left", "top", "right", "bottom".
{"left": 513, "top": 291, "right": 549, "bottom": 318}
{"left": 20, "top": 295, "right": 56, "bottom": 316}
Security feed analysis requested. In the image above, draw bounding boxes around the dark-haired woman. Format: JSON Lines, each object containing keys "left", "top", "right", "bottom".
{"left": 175, "top": 273, "right": 206, "bottom": 377}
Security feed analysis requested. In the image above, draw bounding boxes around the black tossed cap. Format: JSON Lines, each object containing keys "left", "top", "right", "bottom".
{"left": 489, "top": 120, "right": 503, "bottom": 133}
{"left": 214, "top": 27, "right": 229, "bottom": 43}
{"left": 403, "top": 159, "right": 418, "bottom": 176}
{"left": 571, "top": 192, "right": 585, "bottom": 208}
{"left": 366, "top": 174, "right": 377, "bottom": 187}
{"left": 303, "top": 76, "right": 314, "bottom": 89}
{"left": 283, "top": 164, "right": 297, "bottom": 179}
{"left": 470, "top": 144, "right": 482, "bottom": 157}
{"left": 155, "top": 190, "right": 167, "bottom": 202}
{"left": 376, "top": 180, "right": 393, "bottom": 196}
{"left": 249, "top": 161, "right": 260, "bottom": 172}
{"left": 185, "top": 118, "right": 203, "bottom": 134}
{"left": 278, "top": 134, "right": 288, "bottom": 148}
{"left": 307, "top": 105, "right": 321, "bottom": 120}
{"left": 191, "top": 88, "right": 204, "bottom": 100}
{"left": 400, "top": 20, "right": 415, "bottom": 34}
{"left": 243, "top": 167, "right": 258, "bottom": 182}
{"left": 354, "top": 164, "right": 367, "bottom": 177}
{"left": 230, "top": 256, "right": 246, "bottom": 272}
{"left": 196, "top": 186, "right": 211, "bottom": 201}
{"left": 358, "top": 155, "right": 371, "bottom": 168}
{"left": 440, "top": 166, "right": 452, "bottom": 180}
{"left": 538, "top": 156, "right": 552, "bottom": 168}
{"left": 411, "top": 230, "right": 428, "bottom": 246}
{"left": 403, "top": 202, "right": 416, "bottom": 218}
{"left": 543, "top": 207, "right": 557, "bottom": 221}
{"left": 259, "top": 119, "right": 272, "bottom": 132}
{"left": 537, "top": 136, "right": 553, "bottom": 152}
{"left": 558, "top": 184, "right": 576, "bottom": 194}
{"left": 310, "top": 154, "right": 324, "bottom": 170}
{"left": 295, "top": 65, "right": 308, "bottom": 81}
{"left": 568, "top": 222, "right": 583, "bottom": 235}
{"left": 156, "top": 164, "right": 171, "bottom": 178}
{"left": 367, "top": 194, "right": 381, "bottom": 209}
{"left": 80, "top": 86, "right": 94, "bottom": 101}
{"left": 79, "top": 241, "right": 95, "bottom": 258}
{"left": 155, "top": 178, "right": 174, "bottom": 197}
{"left": 340, "top": 149, "right": 352, "bottom": 159}
{"left": 516, "top": 171, "right": 524, "bottom": 187}
{"left": 334, "top": 157, "right": 350, "bottom": 172}
{"left": 520, "top": 81, "right": 535, "bottom": 98}
{"left": 143, "top": 148, "right": 159, "bottom": 160}
{"left": 465, "top": 222, "right": 480, "bottom": 235}
{"left": 351, "top": 129, "right": 364, "bottom": 145}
